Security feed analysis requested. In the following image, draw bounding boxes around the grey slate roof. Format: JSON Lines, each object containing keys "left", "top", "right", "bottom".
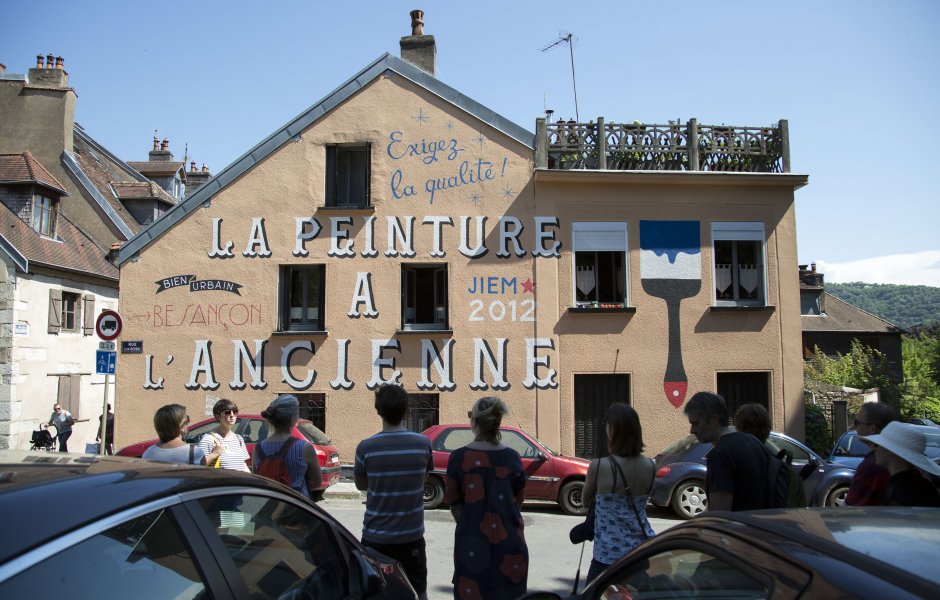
{"left": 116, "top": 53, "right": 535, "bottom": 265}
{"left": 802, "top": 292, "right": 904, "bottom": 334}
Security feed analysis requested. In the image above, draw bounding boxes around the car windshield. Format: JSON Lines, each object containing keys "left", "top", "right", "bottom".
{"left": 534, "top": 438, "right": 560, "bottom": 456}
{"left": 661, "top": 434, "right": 699, "bottom": 456}
{"left": 296, "top": 422, "right": 331, "bottom": 445}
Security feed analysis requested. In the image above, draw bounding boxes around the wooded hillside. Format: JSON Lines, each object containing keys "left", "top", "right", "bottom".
{"left": 825, "top": 282, "right": 940, "bottom": 329}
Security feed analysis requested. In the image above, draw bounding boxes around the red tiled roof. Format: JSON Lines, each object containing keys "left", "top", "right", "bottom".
{"left": 0, "top": 152, "right": 68, "bottom": 194}
{"left": 0, "top": 204, "right": 118, "bottom": 280}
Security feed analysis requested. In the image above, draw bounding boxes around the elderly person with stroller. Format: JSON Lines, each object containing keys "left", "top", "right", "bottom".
{"left": 47, "top": 404, "right": 74, "bottom": 452}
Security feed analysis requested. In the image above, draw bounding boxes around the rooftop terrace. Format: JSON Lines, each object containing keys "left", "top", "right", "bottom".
{"left": 535, "top": 117, "right": 790, "bottom": 173}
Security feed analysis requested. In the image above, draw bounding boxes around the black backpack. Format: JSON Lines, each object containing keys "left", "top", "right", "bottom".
{"left": 764, "top": 448, "right": 806, "bottom": 509}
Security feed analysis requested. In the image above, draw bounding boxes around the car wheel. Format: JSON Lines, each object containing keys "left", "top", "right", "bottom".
{"left": 423, "top": 476, "right": 444, "bottom": 510}
{"left": 559, "top": 480, "right": 588, "bottom": 516}
{"left": 826, "top": 485, "right": 849, "bottom": 507}
{"left": 671, "top": 480, "right": 707, "bottom": 519}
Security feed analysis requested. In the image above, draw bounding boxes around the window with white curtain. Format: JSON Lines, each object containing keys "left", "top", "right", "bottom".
{"left": 711, "top": 222, "right": 766, "bottom": 306}
{"left": 572, "top": 222, "right": 628, "bottom": 307}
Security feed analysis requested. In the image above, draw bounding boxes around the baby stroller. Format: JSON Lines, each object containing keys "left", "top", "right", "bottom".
{"left": 30, "top": 424, "right": 56, "bottom": 451}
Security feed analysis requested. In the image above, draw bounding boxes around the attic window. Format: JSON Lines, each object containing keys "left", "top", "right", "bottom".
{"left": 31, "top": 194, "right": 57, "bottom": 237}
{"left": 325, "top": 144, "right": 370, "bottom": 208}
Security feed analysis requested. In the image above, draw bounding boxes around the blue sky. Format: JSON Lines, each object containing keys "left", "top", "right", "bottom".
{"left": 5, "top": 1, "right": 939, "bottom": 286}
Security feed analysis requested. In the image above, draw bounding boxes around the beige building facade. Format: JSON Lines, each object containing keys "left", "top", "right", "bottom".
{"left": 115, "top": 47, "right": 807, "bottom": 460}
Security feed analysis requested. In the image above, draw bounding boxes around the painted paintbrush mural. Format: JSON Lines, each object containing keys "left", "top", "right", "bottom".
{"left": 640, "top": 221, "right": 702, "bottom": 408}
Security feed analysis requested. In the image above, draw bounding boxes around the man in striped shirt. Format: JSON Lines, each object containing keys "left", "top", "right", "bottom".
{"left": 354, "top": 384, "right": 433, "bottom": 600}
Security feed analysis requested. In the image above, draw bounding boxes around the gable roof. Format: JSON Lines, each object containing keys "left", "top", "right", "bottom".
{"left": 126, "top": 161, "right": 185, "bottom": 178}
{"left": 112, "top": 181, "right": 176, "bottom": 204}
{"left": 116, "top": 53, "right": 535, "bottom": 265}
{"left": 0, "top": 152, "right": 69, "bottom": 195}
{"left": 802, "top": 292, "right": 904, "bottom": 334}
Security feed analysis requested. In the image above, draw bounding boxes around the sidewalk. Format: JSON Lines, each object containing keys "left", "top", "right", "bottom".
{"left": 324, "top": 481, "right": 363, "bottom": 499}
{"left": 323, "top": 464, "right": 363, "bottom": 499}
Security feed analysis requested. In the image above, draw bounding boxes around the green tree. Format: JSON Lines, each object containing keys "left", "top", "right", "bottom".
{"left": 804, "top": 340, "right": 899, "bottom": 406}
{"left": 899, "top": 333, "right": 940, "bottom": 421}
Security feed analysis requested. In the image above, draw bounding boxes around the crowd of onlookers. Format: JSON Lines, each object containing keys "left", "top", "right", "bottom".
{"left": 115, "top": 388, "right": 940, "bottom": 598}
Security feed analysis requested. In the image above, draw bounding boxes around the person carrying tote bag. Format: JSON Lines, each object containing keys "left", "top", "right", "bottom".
{"left": 580, "top": 404, "right": 656, "bottom": 585}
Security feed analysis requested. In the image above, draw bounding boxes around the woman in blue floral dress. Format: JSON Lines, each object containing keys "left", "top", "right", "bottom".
{"left": 581, "top": 403, "right": 655, "bottom": 584}
{"left": 444, "top": 397, "right": 528, "bottom": 600}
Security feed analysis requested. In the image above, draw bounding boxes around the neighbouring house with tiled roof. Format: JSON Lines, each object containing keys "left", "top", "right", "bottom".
{"left": 0, "top": 55, "right": 201, "bottom": 449}
{"left": 0, "top": 150, "right": 118, "bottom": 449}
{"left": 800, "top": 264, "right": 904, "bottom": 382}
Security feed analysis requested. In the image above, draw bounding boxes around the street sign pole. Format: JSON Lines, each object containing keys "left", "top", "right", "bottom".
{"left": 100, "top": 374, "right": 110, "bottom": 456}
{"left": 95, "top": 310, "right": 121, "bottom": 457}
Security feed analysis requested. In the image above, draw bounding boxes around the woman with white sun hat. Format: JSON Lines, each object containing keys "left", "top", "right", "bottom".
{"left": 859, "top": 421, "right": 940, "bottom": 507}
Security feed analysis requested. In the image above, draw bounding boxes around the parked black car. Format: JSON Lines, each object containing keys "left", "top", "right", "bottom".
{"left": 650, "top": 432, "right": 855, "bottom": 519}
{"left": 522, "top": 507, "right": 940, "bottom": 599}
{"left": 0, "top": 450, "right": 416, "bottom": 599}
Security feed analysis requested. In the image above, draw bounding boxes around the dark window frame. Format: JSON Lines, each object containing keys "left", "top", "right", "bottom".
{"left": 32, "top": 193, "right": 57, "bottom": 237}
{"left": 712, "top": 222, "right": 766, "bottom": 307}
{"left": 718, "top": 371, "right": 771, "bottom": 419}
{"left": 60, "top": 291, "right": 80, "bottom": 332}
{"left": 574, "top": 374, "right": 631, "bottom": 459}
{"left": 404, "top": 393, "right": 439, "bottom": 434}
{"left": 401, "top": 264, "right": 448, "bottom": 331}
{"left": 296, "top": 393, "right": 326, "bottom": 432}
{"left": 325, "top": 143, "right": 371, "bottom": 208}
{"left": 279, "top": 265, "right": 326, "bottom": 332}
{"left": 572, "top": 222, "right": 628, "bottom": 308}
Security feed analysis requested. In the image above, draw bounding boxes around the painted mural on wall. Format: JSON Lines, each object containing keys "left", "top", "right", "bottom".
{"left": 640, "top": 221, "right": 701, "bottom": 408}
{"left": 136, "top": 115, "right": 561, "bottom": 394}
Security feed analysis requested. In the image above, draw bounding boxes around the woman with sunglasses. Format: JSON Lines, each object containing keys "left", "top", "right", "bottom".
{"left": 142, "top": 404, "right": 221, "bottom": 465}
{"left": 198, "top": 399, "right": 251, "bottom": 472}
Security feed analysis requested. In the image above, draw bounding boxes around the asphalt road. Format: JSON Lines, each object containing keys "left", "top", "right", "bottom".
{"left": 318, "top": 497, "right": 682, "bottom": 599}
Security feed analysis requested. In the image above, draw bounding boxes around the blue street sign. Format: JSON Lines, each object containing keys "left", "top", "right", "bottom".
{"left": 96, "top": 350, "right": 117, "bottom": 375}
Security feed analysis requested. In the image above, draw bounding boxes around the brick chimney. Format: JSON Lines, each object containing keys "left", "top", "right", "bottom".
{"left": 798, "top": 263, "right": 825, "bottom": 288}
{"left": 27, "top": 54, "right": 69, "bottom": 87}
{"left": 186, "top": 162, "right": 213, "bottom": 195}
{"left": 149, "top": 138, "right": 173, "bottom": 162}
{"left": 400, "top": 9, "right": 436, "bottom": 75}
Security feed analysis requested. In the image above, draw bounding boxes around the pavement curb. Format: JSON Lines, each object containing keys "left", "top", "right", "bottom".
{"left": 324, "top": 481, "right": 363, "bottom": 500}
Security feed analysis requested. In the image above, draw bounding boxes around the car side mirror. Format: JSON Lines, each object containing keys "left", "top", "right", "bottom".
{"left": 348, "top": 549, "right": 385, "bottom": 599}
{"left": 833, "top": 448, "right": 846, "bottom": 456}
{"left": 534, "top": 450, "right": 547, "bottom": 462}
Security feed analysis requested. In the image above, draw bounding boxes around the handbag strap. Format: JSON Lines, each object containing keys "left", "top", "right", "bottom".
{"left": 608, "top": 456, "right": 650, "bottom": 540}
{"left": 188, "top": 443, "right": 196, "bottom": 465}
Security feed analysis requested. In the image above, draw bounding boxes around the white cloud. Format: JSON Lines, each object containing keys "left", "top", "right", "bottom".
{"left": 815, "top": 251, "right": 940, "bottom": 287}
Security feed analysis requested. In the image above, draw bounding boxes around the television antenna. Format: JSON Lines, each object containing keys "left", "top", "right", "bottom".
{"left": 540, "top": 32, "right": 579, "bottom": 122}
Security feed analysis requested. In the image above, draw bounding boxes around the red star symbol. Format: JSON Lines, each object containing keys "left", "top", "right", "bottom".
{"left": 521, "top": 278, "right": 535, "bottom": 294}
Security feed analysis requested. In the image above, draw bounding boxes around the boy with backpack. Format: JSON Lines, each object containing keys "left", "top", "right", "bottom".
{"left": 734, "top": 403, "right": 807, "bottom": 508}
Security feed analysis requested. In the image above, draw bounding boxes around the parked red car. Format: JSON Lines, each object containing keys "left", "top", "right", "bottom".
{"left": 421, "top": 424, "right": 590, "bottom": 515}
{"left": 117, "top": 414, "right": 341, "bottom": 499}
